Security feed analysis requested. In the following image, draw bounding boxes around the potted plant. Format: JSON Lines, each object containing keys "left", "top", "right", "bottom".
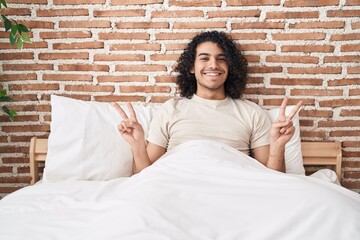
{"left": 0, "top": 89, "right": 16, "bottom": 122}
{"left": 1, "top": 0, "right": 31, "bottom": 121}
{"left": 0, "top": 0, "right": 31, "bottom": 49}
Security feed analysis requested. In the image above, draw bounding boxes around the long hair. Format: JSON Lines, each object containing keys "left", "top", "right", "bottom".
{"left": 175, "top": 31, "right": 248, "bottom": 99}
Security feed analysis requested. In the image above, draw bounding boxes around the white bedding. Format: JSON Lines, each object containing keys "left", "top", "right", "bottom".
{"left": 0, "top": 140, "right": 359, "bottom": 240}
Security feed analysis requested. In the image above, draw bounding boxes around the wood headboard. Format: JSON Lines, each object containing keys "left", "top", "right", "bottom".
{"left": 29, "top": 137, "right": 342, "bottom": 185}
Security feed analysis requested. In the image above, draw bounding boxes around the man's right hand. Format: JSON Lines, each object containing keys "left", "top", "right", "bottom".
{"left": 112, "top": 102, "right": 145, "bottom": 149}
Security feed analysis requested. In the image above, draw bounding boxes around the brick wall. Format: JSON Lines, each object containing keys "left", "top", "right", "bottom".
{"left": 0, "top": 0, "right": 359, "bottom": 197}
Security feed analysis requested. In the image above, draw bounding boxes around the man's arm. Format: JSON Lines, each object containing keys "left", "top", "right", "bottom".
{"left": 253, "top": 98, "right": 302, "bottom": 172}
{"left": 113, "top": 102, "right": 166, "bottom": 174}
{"left": 132, "top": 142, "right": 165, "bottom": 174}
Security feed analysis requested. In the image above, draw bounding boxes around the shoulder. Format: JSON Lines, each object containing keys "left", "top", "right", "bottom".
{"left": 156, "top": 96, "right": 188, "bottom": 113}
{"left": 232, "top": 98, "right": 266, "bottom": 114}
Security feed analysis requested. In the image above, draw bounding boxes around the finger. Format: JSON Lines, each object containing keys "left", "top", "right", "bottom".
{"left": 112, "top": 103, "right": 128, "bottom": 119}
{"left": 126, "top": 102, "right": 138, "bottom": 121}
{"left": 279, "top": 97, "right": 288, "bottom": 118}
{"left": 284, "top": 126, "right": 295, "bottom": 135}
{"left": 287, "top": 100, "right": 303, "bottom": 120}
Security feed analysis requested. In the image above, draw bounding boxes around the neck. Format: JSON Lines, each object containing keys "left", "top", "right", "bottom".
{"left": 195, "top": 91, "right": 226, "bottom": 100}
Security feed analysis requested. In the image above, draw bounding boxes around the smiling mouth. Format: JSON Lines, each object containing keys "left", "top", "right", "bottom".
{"left": 203, "top": 72, "right": 222, "bottom": 76}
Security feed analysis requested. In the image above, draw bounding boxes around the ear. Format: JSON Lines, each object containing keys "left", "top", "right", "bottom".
{"left": 190, "top": 66, "right": 195, "bottom": 74}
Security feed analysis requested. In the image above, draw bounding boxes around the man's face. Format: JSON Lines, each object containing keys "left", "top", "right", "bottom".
{"left": 191, "top": 41, "right": 229, "bottom": 98}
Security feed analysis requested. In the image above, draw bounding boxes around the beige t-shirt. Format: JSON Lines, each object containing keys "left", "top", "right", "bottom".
{"left": 147, "top": 94, "right": 271, "bottom": 156}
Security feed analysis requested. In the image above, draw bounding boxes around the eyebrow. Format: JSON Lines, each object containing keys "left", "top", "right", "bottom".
{"left": 197, "top": 53, "right": 227, "bottom": 57}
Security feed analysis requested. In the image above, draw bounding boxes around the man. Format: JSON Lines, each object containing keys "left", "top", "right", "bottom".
{"left": 113, "top": 31, "right": 302, "bottom": 174}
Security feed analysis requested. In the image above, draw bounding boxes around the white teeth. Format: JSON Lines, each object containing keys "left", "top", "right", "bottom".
{"left": 204, "top": 73, "right": 221, "bottom": 76}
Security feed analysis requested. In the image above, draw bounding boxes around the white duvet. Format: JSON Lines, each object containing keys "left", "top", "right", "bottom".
{"left": 0, "top": 140, "right": 359, "bottom": 240}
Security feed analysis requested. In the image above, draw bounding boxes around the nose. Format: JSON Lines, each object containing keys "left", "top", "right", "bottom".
{"left": 208, "top": 57, "right": 218, "bottom": 68}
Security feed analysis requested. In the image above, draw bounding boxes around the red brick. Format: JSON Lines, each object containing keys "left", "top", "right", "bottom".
{"left": 111, "top": 0, "right": 163, "bottom": 5}
{"left": 59, "top": 21, "right": 111, "bottom": 28}
{"left": 94, "top": 95, "right": 146, "bottom": 102}
{"left": 97, "top": 75, "right": 148, "bottom": 83}
{"left": 327, "top": 10, "right": 360, "bottom": 17}
{"left": 9, "top": 84, "right": 59, "bottom": 91}
{"left": 348, "top": 66, "right": 360, "bottom": 74}
{"left": 64, "top": 85, "right": 115, "bottom": 92}
{"left": 288, "top": 67, "right": 341, "bottom": 74}
{"left": 43, "top": 74, "right": 93, "bottom": 81}
{"left": 282, "top": 45, "right": 334, "bottom": 53}
{"left": 169, "top": 0, "right": 221, "bottom": 7}
{"left": 115, "top": 64, "right": 167, "bottom": 72}
{"left": 40, "top": 31, "right": 92, "bottom": 39}
{"left": 37, "top": 9, "right": 89, "bottom": 17}
{"left": 53, "top": 42, "right": 103, "bottom": 50}
{"left": 266, "top": 55, "right": 318, "bottom": 64}
{"left": 320, "top": 99, "right": 360, "bottom": 107}
{"left": 272, "top": 33, "right": 326, "bottom": 40}
{"left": 341, "top": 44, "right": 360, "bottom": 52}
{"left": 228, "top": 0, "right": 280, "bottom": 6}
{"left": 53, "top": 0, "right": 105, "bottom": 4}
{"left": 232, "top": 22, "right": 285, "bottom": 29}
{"left": 155, "top": 76, "right": 176, "bottom": 83}
{"left": 0, "top": 73, "right": 37, "bottom": 81}
{"left": 266, "top": 11, "right": 319, "bottom": 19}
{"left": 324, "top": 55, "right": 360, "bottom": 63}
{"left": 94, "top": 9, "right": 145, "bottom": 17}
{"left": 244, "top": 88, "right": 285, "bottom": 95}
{"left": 110, "top": 43, "right": 161, "bottom": 51}
{"left": 173, "top": 22, "right": 226, "bottom": 29}
{"left": 0, "top": 53, "right": 34, "bottom": 60}
{"left": 291, "top": 89, "right": 343, "bottom": 97}
{"left": 121, "top": 86, "right": 171, "bottom": 93}
{"left": 99, "top": 32, "right": 150, "bottom": 40}
{"left": 2, "top": 64, "right": 53, "bottom": 71}
{"left": 319, "top": 120, "right": 360, "bottom": 128}
{"left": 59, "top": 64, "right": 109, "bottom": 72}
{"left": 270, "top": 78, "right": 323, "bottom": 86}
{"left": 94, "top": 54, "right": 145, "bottom": 61}
{"left": 0, "top": 8, "right": 30, "bottom": 16}
{"left": 345, "top": 0, "right": 360, "bottom": 5}
{"left": 150, "top": 54, "right": 180, "bottom": 61}
{"left": 152, "top": 10, "right": 203, "bottom": 18}
{"left": 331, "top": 33, "right": 360, "bottom": 41}
{"left": 208, "top": 10, "right": 260, "bottom": 18}
{"left": 289, "top": 21, "right": 345, "bottom": 29}
{"left": 39, "top": 52, "right": 89, "bottom": 60}
{"left": 117, "top": 22, "right": 169, "bottom": 29}
{"left": 284, "top": 0, "right": 339, "bottom": 7}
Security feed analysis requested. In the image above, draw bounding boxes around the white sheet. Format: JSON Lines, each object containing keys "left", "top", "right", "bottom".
{"left": 1, "top": 140, "right": 359, "bottom": 240}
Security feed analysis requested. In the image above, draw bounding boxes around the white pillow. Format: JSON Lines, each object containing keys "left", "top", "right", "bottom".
{"left": 43, "top": 95, "right": 305, "bottom": 182}
{"left": 266, "top": 106, "right": 305, "bottom": 175}
{"left": 43, "top": 95, "right": 155, "bottom": 182}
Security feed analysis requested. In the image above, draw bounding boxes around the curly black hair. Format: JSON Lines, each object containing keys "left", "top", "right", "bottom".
{"left": 175, "top": 31, "right": 248, "bottom": 99}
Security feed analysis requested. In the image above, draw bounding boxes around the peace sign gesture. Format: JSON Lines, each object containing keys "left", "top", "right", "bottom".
{"left": 112, "top": 102, "right": 145, "bottom": 148}
{"left": 270, "top": 98, "right": 303, "bottom": 146}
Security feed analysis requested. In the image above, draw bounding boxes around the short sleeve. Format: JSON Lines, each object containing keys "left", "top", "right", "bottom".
{"left": 146, "top": 100, "right": 173, "bottom": 148}
{"left": 250, "top": 107, "right": 271, "bottom": 149}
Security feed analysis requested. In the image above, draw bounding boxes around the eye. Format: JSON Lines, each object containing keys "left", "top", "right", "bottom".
{"left": 199, "top": 57, "right": 209, "bottom": 61}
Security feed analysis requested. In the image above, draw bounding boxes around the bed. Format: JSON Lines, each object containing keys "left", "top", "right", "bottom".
{"left": 0, "top": 95, "right": 359, "bottom": 240}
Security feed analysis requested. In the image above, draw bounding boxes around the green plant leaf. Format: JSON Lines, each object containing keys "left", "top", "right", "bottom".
{"left": 0, "top": 96, "right": 13, "bottom": 102}
{"left": 4, "top": 17, "right": 12, "bottom": 31}
{"left": 16, "top": 38, "right": 23, "bottom": 49}
{"left": 18, "top": 24, "right": 30, "bottom": 33}
{"left": 21, "top": 32, "right": 31, "bottom": 43}
{"left": 10, "top": 25, "right": 17, "bottom": 37}
{"left": 0, "top": 0, "right": 7, "bottom": 8}
{"left": 0, "top": 89, "right": 6, "bottom": 97}
{"left": 2, "top": 106, "right": 17, "bottom": 122}
{"left": 9, "top": 32, "right": 16, "bottom": 45}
